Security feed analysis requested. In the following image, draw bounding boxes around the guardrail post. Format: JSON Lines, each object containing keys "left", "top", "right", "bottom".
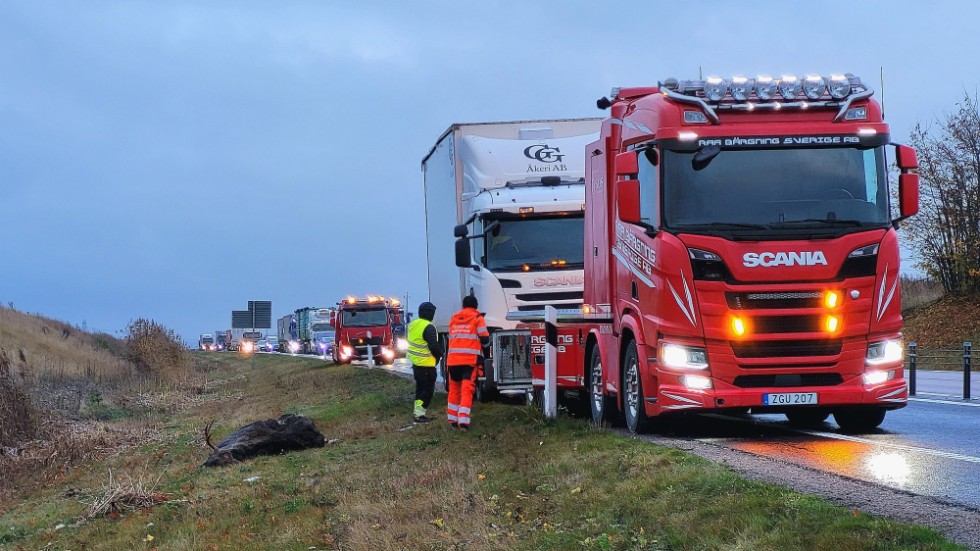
{"left": 908, "top": 342, "right": 917, "bottom": 396}
{"left": 964, "top": 342, "right": 972, "bottom": 400}
{"left": 543, "top": 306, "right": 558, "bottom": 419}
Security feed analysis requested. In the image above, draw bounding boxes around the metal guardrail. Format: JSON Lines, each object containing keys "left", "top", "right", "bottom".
{"left": 906, "top": 341, "right": 973, "bottom": 399}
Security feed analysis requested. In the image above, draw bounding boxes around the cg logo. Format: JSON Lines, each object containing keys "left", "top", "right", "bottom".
{"left": 524, "top": 144, "right": 564, "bottom": 163}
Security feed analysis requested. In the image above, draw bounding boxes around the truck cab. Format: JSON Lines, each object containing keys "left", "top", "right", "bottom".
{"left": 331, "top": 296, "right": 402, "bottom": 365}
{"left": 581, "top": 74, "right": 919, "bottom": 433}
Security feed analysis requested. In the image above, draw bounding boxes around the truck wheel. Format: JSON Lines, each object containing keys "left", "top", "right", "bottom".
{"left": 623, "top": 341, "right": 651, "bottom": 434}
{"left": 589, "top": 345, "right": 617, "bottom": 427}
{"left": 785, "top": 408, "right": 830, "bottom": 427}
{"left": 833, "top": 408, "right": 886, "bottom": 433}
{"left": 476, "top": 380, "right": 499, "bottom": 403}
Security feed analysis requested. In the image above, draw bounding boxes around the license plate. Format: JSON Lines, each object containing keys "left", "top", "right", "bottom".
{"left": 763, "top": 392, "right": 818, "bottom": 406}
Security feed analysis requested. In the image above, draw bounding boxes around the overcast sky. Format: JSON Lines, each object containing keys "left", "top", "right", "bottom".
{"left": 2, "top": 1, "right": 977, "bottom": 344}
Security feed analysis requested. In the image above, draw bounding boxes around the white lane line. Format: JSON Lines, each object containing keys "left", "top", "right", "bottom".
{"left": 792, "top": 429, "right": 980, "bottom": 464}
{"left": 909, "top": 397, "right": 980, "bottom": 407}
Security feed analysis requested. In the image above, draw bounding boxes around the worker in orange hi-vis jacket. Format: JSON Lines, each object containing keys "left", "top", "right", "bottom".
{"left": 445, "top": 295, "right": 490, "bottom": 431}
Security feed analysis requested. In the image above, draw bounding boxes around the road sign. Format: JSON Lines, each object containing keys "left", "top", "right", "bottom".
{"left": 248, "top": 300, "right": 272, "bottom": 329}
{"left": 231, "top": 310, "right": 252, "bottom": 328}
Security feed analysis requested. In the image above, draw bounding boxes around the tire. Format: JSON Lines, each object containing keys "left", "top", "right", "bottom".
{"left": 622, "top": 340, "right": 651, "bottom": 434}
{"left": 834, "top": 408, "right": 886, "bottom": 433}
{"left": 475, "top": 380, "right": 499, "bottom": 403}
{"left": 785, "top": 408, "right": 830, "bottom": 427}
{"left": 589, "top": 345, "right": 617, "bottom": 426}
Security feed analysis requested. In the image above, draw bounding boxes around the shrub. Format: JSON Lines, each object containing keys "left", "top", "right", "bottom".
{"left": 124, "top": 319, "right": 191, "bottom": 383}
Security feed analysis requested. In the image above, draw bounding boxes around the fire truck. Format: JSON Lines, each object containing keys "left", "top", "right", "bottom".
{"left": 502, "top": 73, "right": 919, "bottom": 433}
{"left": 331, "top": 296, "right": 404, "bottom": 365}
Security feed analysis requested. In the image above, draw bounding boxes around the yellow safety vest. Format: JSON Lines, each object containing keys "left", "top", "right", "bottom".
{"left": 407, "top": 318, "right": 436, "bottom": 367}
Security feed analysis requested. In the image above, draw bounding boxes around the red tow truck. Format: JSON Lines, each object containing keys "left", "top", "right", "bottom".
{"left": 331, "top": 296, "right": 404, "bottom": 366}
{"left": 510, "top": 73, "right": 919, "bottom": 433}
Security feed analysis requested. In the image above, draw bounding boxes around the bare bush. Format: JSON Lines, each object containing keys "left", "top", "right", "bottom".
{"left": 125, "top": 318, "right": 191, "bottom": 384}
{"left": 0, "top": 347, "right": 41, "bottom": 446}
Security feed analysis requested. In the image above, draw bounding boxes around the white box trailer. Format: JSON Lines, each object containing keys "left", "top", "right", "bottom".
{"left": 421, "top": 118, "right": 602, "bottom": 396}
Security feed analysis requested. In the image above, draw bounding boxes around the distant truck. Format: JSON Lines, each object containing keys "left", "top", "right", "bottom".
{"left": 422, "top": 118, "right": 602, "bottom": 397}
{"left": 277, "top": 314, "right": 299, "bottom": 353}
{"left": 226, "top": 328, "right": 262, "bottom": 352}
{"left": 331, "top": 296, "right": 402, "bottom": 365}
{"left": 214, "top": 331, "right": 228, "bottom": 351}
{"left": 198, "top": 333, "right": 216, "bottom": 351}
{"left": 296, "top": 307, "right": 335, "bottom": 355}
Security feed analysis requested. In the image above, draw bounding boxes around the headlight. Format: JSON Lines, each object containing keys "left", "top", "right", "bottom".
{"left": 778, "top": 74, "right": 801, "bottom": 99}
{"left": 660, "top": 343, "right": 708, "bottom": 370}
{"left": 755, "top": 75, "right": 777, "bottom": 100}
{"left": 802, "top": 74, "right": 826, "bottom": 100}
{"left": 827, "top": 74, "right": 850, "bottom": 99}
{"left": 703, "top": 76, "right": 729, "bottom": 102}
{"left": 396, "top": 338, "right": 408, "bottom": 351}
{"left": 730, "top": 76, "right": 753, "bottom": 101}
{"left": 288, "top": 341, "right": 300, "bottom": 353}
{"left": 866, "top": 339, "right": 903, "bottom": 366}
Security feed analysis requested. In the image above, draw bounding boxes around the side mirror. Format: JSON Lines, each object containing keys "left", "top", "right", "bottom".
{"left": 617, "top": 179, "right": 641, "bottom": 224}
{"left": 615, "top": 151, "right": 638, "bottom": 178}
{"left": 330, "top": 312, "right": 336, "bottom": 326}
{"left": 899, "top": 173, "right": 919, "bottom": 218}
{"left": 895, "top": 145, "right": 918, "bottom": 170}
{"left": 454, "top": 224, "right": 469, "bottom": 238}
{"left": 455, "top": 237, "right": 471, "bottom": 267}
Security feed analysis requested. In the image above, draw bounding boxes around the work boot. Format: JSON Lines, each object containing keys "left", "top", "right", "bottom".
{"left": 414, "top": 415, "right": 432, "bottom": 424}
{"left": 458, "top": 424, "right": 470, "bottom": 432}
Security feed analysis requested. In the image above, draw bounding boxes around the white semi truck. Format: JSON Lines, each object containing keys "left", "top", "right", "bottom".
{"left": 422, "top": 118, "right": 602, "bottom": 397}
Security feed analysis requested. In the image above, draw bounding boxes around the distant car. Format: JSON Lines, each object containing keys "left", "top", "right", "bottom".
{"left": 255, "top": 339, "right": 269, "bottom": 352}
{"left": 264, "top": 337, "right": 279, "bottom": 353}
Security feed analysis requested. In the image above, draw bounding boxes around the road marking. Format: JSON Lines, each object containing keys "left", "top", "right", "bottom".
{"left": 909, "top": 396, "right": 980, "bottom": 407}
{"left": 792, "top": 429, "right": 980, "bottom": 464}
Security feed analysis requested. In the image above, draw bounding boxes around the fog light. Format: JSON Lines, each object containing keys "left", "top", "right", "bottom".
{"left": 731, "top": 316, "right": 748, "bottom": 337}
{"left": 825, "top": 315, "right": 841, "bottom": 334}
{"left": 824, "top": 290, "right": 841, "bottom": 309}
{"left": 681, "top": 374, "right": 713, "bottom": 390}
{"left": 863, "top": 370, "right": 894, "bottom": 385}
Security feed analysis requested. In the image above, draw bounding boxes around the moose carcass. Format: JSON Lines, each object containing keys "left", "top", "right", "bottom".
{"left": 203, "top": 414, "right": 325, "bottom": 467}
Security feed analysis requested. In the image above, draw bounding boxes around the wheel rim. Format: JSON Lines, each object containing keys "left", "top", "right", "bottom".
{"left": 591, "top": 355, "right": 603, "bottom": 417}
{"left": 626, "top": 359, "right": 639, "bottom": 422}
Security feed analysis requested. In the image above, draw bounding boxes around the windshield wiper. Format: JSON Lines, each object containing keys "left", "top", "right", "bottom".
{"left": 676, "top": 222, "right": 770, "bottom": 230}
{"left": 771, "top": 218, "right": 865, "bottom": 227}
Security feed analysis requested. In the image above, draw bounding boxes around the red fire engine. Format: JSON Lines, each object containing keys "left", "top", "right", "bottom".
{"left": 515, "top": 73, "right": 919, "bottom": 433}
{"left": 331, "top": 296, "right": 403, "bottom": 366}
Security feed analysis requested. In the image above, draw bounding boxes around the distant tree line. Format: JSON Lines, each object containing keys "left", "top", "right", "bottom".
{"left": 905, "top": 92, "right": 980, "bottom": 294}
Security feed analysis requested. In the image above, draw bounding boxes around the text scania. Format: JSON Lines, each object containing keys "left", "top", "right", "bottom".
{"left": 615, "top": 221, "right": 656, "bottom": 275}
{"left": 743, "top": 251, "right": 828, "bottom": 268}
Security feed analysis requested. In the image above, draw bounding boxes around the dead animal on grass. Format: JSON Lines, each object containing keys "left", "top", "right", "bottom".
{"left": 202, "top": 414, "right": 325, "bottom": 467}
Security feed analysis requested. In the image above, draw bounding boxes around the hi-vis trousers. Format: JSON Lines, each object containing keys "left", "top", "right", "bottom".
{"left": 446, "top": 364, "right": 477, "bottom": 427}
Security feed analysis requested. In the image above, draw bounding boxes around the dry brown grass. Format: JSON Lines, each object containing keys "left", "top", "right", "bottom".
{"left": 901, "top": 275, "right": 946, "bottom": 312}
{"left": 0, "top": 305, "right": 202, "bottom": 503}
{"left": 84, "top": 469, "right": 172, "bottom": 519}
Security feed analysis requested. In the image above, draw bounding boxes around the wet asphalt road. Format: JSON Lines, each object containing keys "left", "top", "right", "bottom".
{"left": 670, "top": 370, "right": 980, "bottom": 509}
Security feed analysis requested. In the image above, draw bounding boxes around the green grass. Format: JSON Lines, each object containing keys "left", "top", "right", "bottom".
{"left": 0, "top": 352, "right": 963, "bottom": 551}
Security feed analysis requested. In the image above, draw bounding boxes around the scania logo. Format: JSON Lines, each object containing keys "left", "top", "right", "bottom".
{"left": 534, "top": 275, "right": 584, "bottom": 287}
{"left": 524, "top": 144, "right": 565, "bottom": 163}
{"left": 743, "top": 251, "right": 828, "bottom": 268}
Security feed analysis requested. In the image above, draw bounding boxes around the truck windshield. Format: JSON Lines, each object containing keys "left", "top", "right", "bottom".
{"left": 311, "top": 323, "right": 332, "bottom": 331}
{"left": 342, "top": 309, "right": 389, "bottom": 327}
{"left": 484, "top": 216, "right": 584, "bottom": 271}
{"left": 662, "top": 147, "right": 890, "bottom": 233}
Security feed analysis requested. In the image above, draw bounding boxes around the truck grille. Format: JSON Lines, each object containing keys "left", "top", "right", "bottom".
{"left": 752, "top": 315, "right": 823, "bottom": 334}
{"left": 514, "top": 291, "right": 583, "bottom": 302}
{"left": 727, "top": 291, "right": 822, "bottom": 310}
{"left": 350, "top": 336, "right": 382, "bottom": 346}
{"left": 732, "top": 373, "right": 843, "bottom": 388}
{"left": 731, "top": 339, "right": 842, "bottom": 358}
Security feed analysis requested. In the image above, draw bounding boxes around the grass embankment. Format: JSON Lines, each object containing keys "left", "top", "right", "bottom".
{"left": 0, "top": 353, "right": 962, "bottom": 550}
